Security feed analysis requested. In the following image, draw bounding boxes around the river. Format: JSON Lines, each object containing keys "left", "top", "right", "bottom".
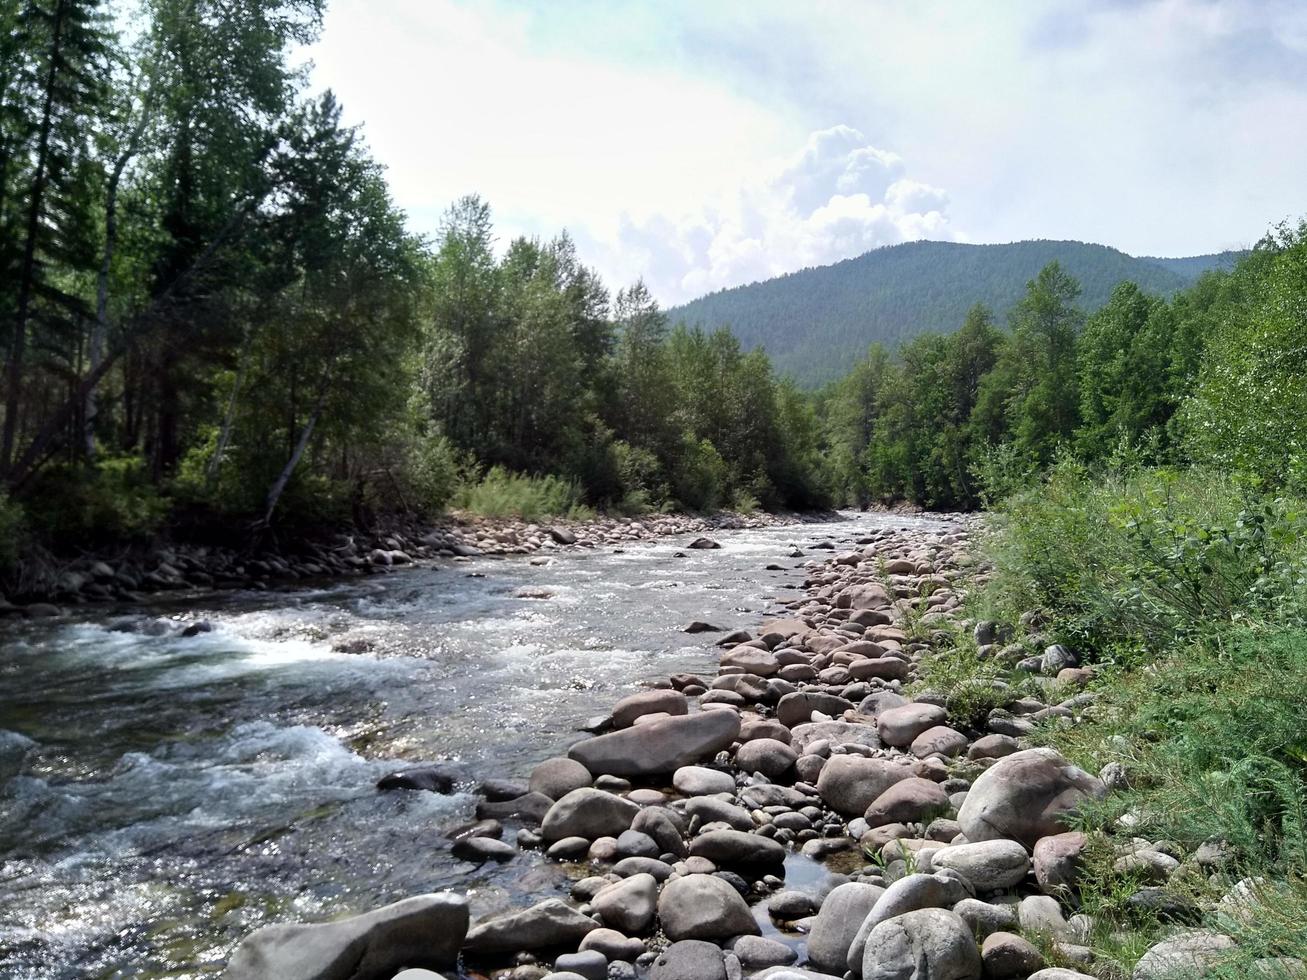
{"left": 0, "top": 511, "right": 946, "bottom": 979}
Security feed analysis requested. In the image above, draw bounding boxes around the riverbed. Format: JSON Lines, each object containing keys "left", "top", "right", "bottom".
{"left": 0, "top": 511, "right": 949, "bottom": 979}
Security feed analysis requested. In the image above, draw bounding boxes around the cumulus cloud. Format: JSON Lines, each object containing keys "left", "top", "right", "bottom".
{"left": 602, "top": 126, "right": 955, "bottom": 304}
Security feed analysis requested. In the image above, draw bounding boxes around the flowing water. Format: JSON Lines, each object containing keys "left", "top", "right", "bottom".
{"left": 0, "top": 512, "right": 947, "bottom": 979}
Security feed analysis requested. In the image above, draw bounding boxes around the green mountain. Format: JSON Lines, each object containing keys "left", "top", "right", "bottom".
{"left": 668, "top": 240, "right": 1244, "bottom": 387}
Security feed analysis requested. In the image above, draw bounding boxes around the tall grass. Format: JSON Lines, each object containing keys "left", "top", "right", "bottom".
{"left": 453, "top": 466, "right": 594, "bottom": 521}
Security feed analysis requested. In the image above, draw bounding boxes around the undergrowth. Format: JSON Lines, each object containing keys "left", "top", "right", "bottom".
{"left": 939, "top": 460, "right": 1307, "bottom": 976}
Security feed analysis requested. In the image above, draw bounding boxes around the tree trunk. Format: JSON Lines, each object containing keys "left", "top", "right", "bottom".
{"left": 262, "top": 382, "right": 327, "bottom": 525}
{"left": 87, "top": 100, "right": 151, "bottom": 459}
{"left": 206, "top": 337, "right": 250, "bottom": 488}
{"left": 3, "top": 0, "right": 66, "bottom": 474}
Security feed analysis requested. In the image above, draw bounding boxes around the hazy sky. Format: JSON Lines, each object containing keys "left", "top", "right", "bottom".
{"left": 308, "top": 0, "right": 1307, "bottom": 304}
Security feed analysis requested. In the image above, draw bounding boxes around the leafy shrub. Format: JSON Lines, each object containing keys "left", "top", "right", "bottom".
{"left": 982, "top": 461, "right": 1307, "bottom": 661}
{"left": 671, "top": 437, "right": 728, "bottom": 512}
{"left": 454, "top": 466, "right": 592, "bottom": 521}
{"left": 21, "top": 457, "right": 168, "bottom": 549}
{"left": 403, "top": 432, "right": 467, "bottom": 514}
{"left": 0, "top": 492, "right": 26, "bottom": 572}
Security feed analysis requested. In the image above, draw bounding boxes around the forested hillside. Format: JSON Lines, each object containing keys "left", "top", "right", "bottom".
{"left": 670, "top": 240, "right": 1242, "bottom": 386}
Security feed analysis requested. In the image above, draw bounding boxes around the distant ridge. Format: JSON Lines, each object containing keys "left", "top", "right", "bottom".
{"left": 668, "top": 239, "right": 1245, "bottom": 387}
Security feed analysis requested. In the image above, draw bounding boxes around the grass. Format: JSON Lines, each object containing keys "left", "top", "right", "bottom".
{"left": 940, "top": 460, "right": 1307, "bottom": 976}
{"left": 453, "top": 466, "right": 595, "bottom": 521}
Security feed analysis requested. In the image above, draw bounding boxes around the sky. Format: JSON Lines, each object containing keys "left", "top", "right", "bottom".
{"left": 307, "top": 0, "right": 1307, "bottom": 305}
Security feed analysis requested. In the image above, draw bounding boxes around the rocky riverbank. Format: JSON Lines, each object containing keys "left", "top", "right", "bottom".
{"left": 0, "top": 509, "right": 831, "bottom": 617}
{"left": 220, "top": 513, "right": 1236, "bottom": 980}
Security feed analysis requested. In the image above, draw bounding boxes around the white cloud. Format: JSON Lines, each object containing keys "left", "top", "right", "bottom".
{"left": 306, "top": 0, "right": 1307, "bottom": 306}
{"left": 594, "top": 126, "right": 955, "bottom": 303}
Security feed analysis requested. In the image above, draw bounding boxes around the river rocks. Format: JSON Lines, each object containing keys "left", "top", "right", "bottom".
{"left": 910, "top": 726, "right": 969, "bottom": 759}
{"left": 592, "top": 873, "right": 658, "bottom": 933}
{"left": 877, "top": 703, "right": 949, "bottom": 748}
{"left": 734, "top": 738, "right": 797, "bottom": 779}
{"left": 530, "top": 758, "right": 593, "bottom": 800}
{"left": 806, "top": 882, "right": 885, "bottom": 974}
{"left": 541, "top": 788, "right": 640, "bottom": 842}
{"left": 967, "top": 734, "right": 1020, "bottom": 761}
{"left": 688, "top": 537, "right": 722, "bottom": 549}
{"left": 930, "top": 840, "right": 1031, "bottom": 892}
{"left": 864, "top": 777, "right": 951, "bottom": 827}
{"left": 579, "top": 929, "right": 646, "bottom": 961}
{"left": 376, "top": 764, "right": 459, "bottom": 794}
{"left": 671, "top": 766, "right": 734, "bottom": 797}
{"left": 721, "top": 646, "right": 780, "bottom": 676}
{"left": 657, "top": 873, "right": 760, "bottom": 940}
{"left": 860, "top": 908, "right": 981, "bottom": 980}
{"left": 981, "top": 932, "right": 1044, "bottom": 979}
{"left": 464, "top": 899, "right": 599, "bottom": 954}
{"left": 817, "top": 756, "right": 914, "bottom": 816}
{"left": 1033, "top": 831, "right": 1087, "bottom": 893}
{"left": 953, "top": 898, "right": 1018, "bottom": 939}
{"left": 631, "top": 807, "right": 687, "bottom": 856}
{"left": 477, "top": 791, "right": 554, "bottom": 824}
{"left": 848, "top": 873, "right": 972, "bottom": 971}
{"left": 1132, "top": 931, "right": 1237, "bottom": 979}
{"left": 651, "top": 939, "right": 728, "bottom": 980}
{"left": 733, "top": 935, "right": 799, "bottom": 970}
{"left": 611, "top": 690, "right": 688, "bottom": 728}
{"left": 777, "top": 692, "right": 855, "bottom": 727}
{"left": 568, "top": 710, "right": 741, "bottom": 776}
{"left": 957, "top": 748, "right": 1105, "bottom": 849}
{"left": 689, "top": 829, "right": 786, "bottom": 870}
{"left": 225, "top": 893, "right": 468, "bottom": 980}
{"left": 451, "top": 836, "right": 517, "bottom": 862}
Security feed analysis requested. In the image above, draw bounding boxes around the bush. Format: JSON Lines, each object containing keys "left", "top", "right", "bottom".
{"left": 454, "top": 466, "right": 592, "bottom": 521}
{"left": 21, "top": 457, "right": 168, "bottom": 549}
{"left": 980, "top": 461, "right": 1307, "bottom": 662}
{"left": 0, "top": 492, "right": 26, "bottom": 572}
{"left": 671, "top": 437, "right": 728, "bottom": 512}
{"left": 403, "top": 432, "right": 467, "bottom": 514}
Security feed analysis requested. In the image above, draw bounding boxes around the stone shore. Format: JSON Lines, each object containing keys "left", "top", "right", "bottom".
{"left": 223, "top": 514, "right": 1262, "bottom": 980}
{"left": 0, "top": 508, "right": 833, "bottom": 617}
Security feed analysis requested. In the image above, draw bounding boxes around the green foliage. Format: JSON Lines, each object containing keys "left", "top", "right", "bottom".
{"left": 453, "top": 466, "right": 591, "bottom": 521}
{"left": 670, "top": 239, "right": 1240, "bottom": 387}
{"left": 982, "top": 462, "right": 1307, "bottom": 660}
{"left": 1183, "top": 222, "right": 1307, "bottom": 489}
{"left": 22, "top": 456, "right": 167, "bottom": 547}
{"left": 0, "top": 492, "right": 25, "bottom": 572}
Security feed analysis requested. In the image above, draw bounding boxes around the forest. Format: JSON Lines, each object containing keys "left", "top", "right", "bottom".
{"left": 2, "top": 0, "right": 1306, "bottom": 575}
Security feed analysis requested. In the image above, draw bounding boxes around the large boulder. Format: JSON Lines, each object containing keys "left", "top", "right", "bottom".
{"left": 734, "top": 738, "right": 798, "bottom": 780}
{"left": 541, "top": 788, "right": 640, "bottom": 842}
{"left": 673, "top": 765, "right": 736, "bottom": 796}
{"left": 877, "top": 703, "right": 949, "bottom": 748}
{"left": 657, "top": 873, "right": 760, "bottom": 941}
{"left": 689, "top": 829, "right": 786, "bottom": 870}
{"left": 777, "top": 692, "right": 855, "bottom": 727}
{"left": 463, "top": 899, "right": 598, "bottom": 954}
{"left": 930, "top": 840, "right": 1031, "bottom": 892}
{"left": 650, "top": 939, "right": 728, "bottom": 980}
{"left": 816, "top": 756, "right": 914, "bottom": 817}
{"left": 592, "top": 873, "right": 658, "bottom": 933}
{"left": 1132, "top": 931, "right": 1238, "bottom": 979}
{"left": 568, "top": 711, "right": 740, "bottom": 776}
{"left": 861, "top": 908, "right": 981, "bottom": 980}
{"left": 529, "top": 757, "right": 593, "bottom": 800}
{"left": 847, "top": 873, "right": 972, "bottom": 972}
{"left": 611, "top": 690, "right": 688, "bottom": 728}
{"left": 957, "top": 749, "right": 1105, "bottom": 849}
{"left": 1033, "top": 831, "right": 1088, "bottom": 893}
{"left": 863, "top": 777, "right": 951, "bottom": 827}
{"left": 225, "top": 893, "right": 468, "bottom": 980}
{"left": 806, "top": 882, "right": 885, "bottom": 974}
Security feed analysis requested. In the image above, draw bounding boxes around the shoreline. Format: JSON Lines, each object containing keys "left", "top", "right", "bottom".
{"left": 222, "top": 508, "right": 1124, "bottom": 980}
{"left": 0, "top": 508, "right": 856, "bottom": 618}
